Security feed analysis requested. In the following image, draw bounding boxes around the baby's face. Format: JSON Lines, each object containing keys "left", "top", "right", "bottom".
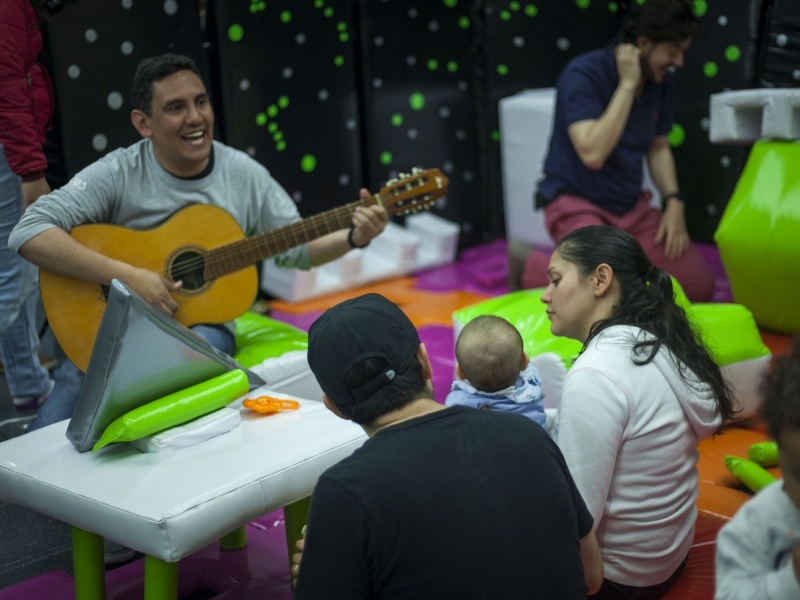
{"left": 780, "top": 428, "right": 800, "bottom": 512}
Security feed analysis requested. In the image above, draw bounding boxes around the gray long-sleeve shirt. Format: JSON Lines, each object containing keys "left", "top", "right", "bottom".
{"left": 9, "top": 138, "right": 313, "bottom": 270}
{"left": 715, "top": 480, "right": 800, "bottom": 600}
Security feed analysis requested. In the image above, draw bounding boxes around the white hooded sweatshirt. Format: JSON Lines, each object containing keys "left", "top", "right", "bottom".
{"left": 552, "top": 325, "right": 722, "bottom": 587}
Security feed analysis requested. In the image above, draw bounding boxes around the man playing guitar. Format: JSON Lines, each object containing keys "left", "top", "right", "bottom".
{"left": 10, "top": 53, "right": 388, "bottom": 434}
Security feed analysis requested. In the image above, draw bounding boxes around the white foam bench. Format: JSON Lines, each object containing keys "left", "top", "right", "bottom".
{"left": 0, "top": 387, "right": 367, "bottom": 599}
{"left": 710, "top": 89, "right": 800, "bottom": 144}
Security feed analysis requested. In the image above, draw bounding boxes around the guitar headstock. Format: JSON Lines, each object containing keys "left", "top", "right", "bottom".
{"left": 377, "top": 167, "right": 449, "bottom": 216}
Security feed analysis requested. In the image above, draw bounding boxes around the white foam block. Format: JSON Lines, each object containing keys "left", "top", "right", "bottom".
{"left": 710, "top": 89, "right": 800, "bottom": 144}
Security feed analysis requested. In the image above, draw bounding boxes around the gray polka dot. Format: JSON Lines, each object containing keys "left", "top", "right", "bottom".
{"left": 92, "top": 134, "right": 108, "bottom": 152}
{"left": 282, "top": 67, "right": 293, "bottom": 79}
{"left": 439, "top": 106, "right": 450, "bottom": 118}
{"left": 793, "top": 70, "right": 800, "bottom": 81}
{"left": 292, "top": 191, "right": 303, "bottom": 203}
{"left": 374, "top": 36, "right": 384, "bottom": 47}
{"left": 239, "top": 79, "right": 250, "bottom": 91}
{"left": 107, "top": 92, "right": 124, "bottom": 110}
{"left": 339, "top": 174, "right": 350, "bottom": 186}
{"left": 513, "top": 36, "right": 525, "bottom": 48}
{"left": 408, "top": 7, "right": 418, "bottom": 18}
{"left": 373, "top": 77, "right": 383, "bottom": 88}
{"left": 406, "top": 55, "right": 417, "bottom": 66}
{"left": 318, "top": 89, "right": 329, "bottom": 101}
{"left": 407, "top": 128, "right": 418, "bottom": 139}
{"left": 717, "top": 15, "right": 727, "bottom": 26}
{"left": 442, "top": 160, "right": 454, "bottom": 174}
{"left": 121, "top": 41, "right": 134, "bottom": 55}
{"left": 435, "top": 197, "right": 447, "bottom": 209}
{"left": 463, "top": 170, "right": 474, "bottom": 182}
{"left": 346, "top": 118, "right": 357, "bottom": 130}
{"left": 121, "top": 0, "right": 133, "bottom": 8}
{"left": 455, "top": 129, "right": 466, "bottom": 141}
{"left": 428, "top": 20, "right": 439, "bottom": 32}
{"left": 700, "top": 117, "right": 710, "bottom": 131}
{"left": 777, "top": 34, "right": 788, "bottom": 47}
{"left": 557, "top": 37, "right": 570, "bottom": 51}
{"left": 295, "top": 33, "right": 306, "bottom": 45}
{"left": 462, "top": 221, "right": 473, "bottom": 233}
{"left": 458, "top": 80, "right": 468, "bottom": 92}
{"left": 720, "top": 156, "right": 731, "bottom": 168}
{"left": 246, "top": 146, "right": 256, "bottom": 157}
{"left": 387, "top": 170, "right": 399, "bottom": 179}
{"left": 163, "top": 0, "right": 178, "bottom": 15}
{"left": 706, "top": 204, "right": 718, "bottom": 216}
{"left": 67, "top": 65, "right": 81, "bottom": 79}
{"left": 85, "top": 29, "right": 98, "bottom": 43}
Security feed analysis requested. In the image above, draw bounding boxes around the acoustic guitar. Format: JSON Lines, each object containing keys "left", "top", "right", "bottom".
{"left": 40, "top": 168, "right": 448, "bottom": 371}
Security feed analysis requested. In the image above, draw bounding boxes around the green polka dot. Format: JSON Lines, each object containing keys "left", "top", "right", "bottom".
{"left": 608, "top": 1, "right": 618, "bottom": 11}
{"left": 510, "top": 1, "right": 521, "bottom": 10}
{"left": 447, "top": 61, "right": 458, "bottom": 73}
{"left": 427, "top": 59, "right": 439, "bottom": 71}
{"left": 391, "top": 113, "right": 404, "bottom": 126}
{"left": 576, "top": 0, "right": 590, "bottom": 8}
{"left": 334, "top": 55, "right": 345, "bottom": 66}
{"left": 491, "top": 130, "right": 500, "bottom": 142}
{"left": 301, "top": 154, "right": 317, "bottom": 173}
{"left": 278, "top": 96, "right": 290, "bottom": 109}
{"left": 725, "top": 45, "right": 741, "bottom": 62}
{"left": 409, "top": 92, "right": 426, "bottom": 111}
{"left": 273, "top": 131, "right": 283, "bottom": 142}
{"left": 668, "top": 123, "right": 685, "bottom": 147}
{"left": 267, "top": 104, "right": 278, "bottom": 118}
{"left": 497, "top": 64, "right": 509, "bottom": 76}
{"left": 324, "top": 6, "right": 334, "bottom": 17}
{"left": 525, "top": 4, "right": 538, "bottom": 17}
{"left": 500, "top": 10, "right": 511, "bottom": 20}
{"left": 280, "top": 10, "right": 291, "bottom": 23}
{"left": 314, "top": 0, "right": 323, "bottom": 7}
{"left": 228, "top": 24, "right": 244, "bottom": 42}
{"left": 276, "top": 141, "right": 286, "bottom": 151}
{"left": 444, "top": 0, "right": 457, "bottom": 6}
{"left": 337, "top": 21, "right": 347, "bottom": 32}
{"left": 703, "top": 61, "right": 718, "bottom": 77}
{"left": 249, "top": 4, "right": 257, "bottom": 13}
{"left": 459, "top": 16, "right": 470, "bottom": 28}
{"left": 255, "top": 113, "right": 267, "bottom": 126}
{"left": 635, "top": 0, "right": 645, "bottom": 4}
{"left": 268, "top": 122, "right": 278, "bottom": 133}
{"left": 339, "top": 32, "right": 349, "bottom": 42}
{"left": 380, "top": 151, "right": 393, "bottom": 165}
{"left": 693, "top": 0, "right": 706, "bottom": 16}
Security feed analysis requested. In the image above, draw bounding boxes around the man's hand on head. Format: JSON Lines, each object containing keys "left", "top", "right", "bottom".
{"left": 654, "top": 198, "right": 689, "bottom": 261}
{"left": 123, "top": 268, "right": 183, "bottom": 317}
{"left": 350, "top": 188, "right": 389, "bottom": 247}
{"left": 615, "top": 43, "right": 642, "bottom": 90}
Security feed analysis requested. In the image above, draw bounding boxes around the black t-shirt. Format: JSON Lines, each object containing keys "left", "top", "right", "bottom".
{"left": 294, "top": 406, "right": 593, "bottom": 600}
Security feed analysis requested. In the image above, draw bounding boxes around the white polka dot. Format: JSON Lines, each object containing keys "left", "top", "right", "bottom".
{"left": 121, "top": 41, "right": 134, "bottom": 55}
{"left": 700, "top": 117, "right": 710, "bottom": 131}
{"left": 428, "top": 20, "right": 439, "bottom": 32}
{"left": 720, "top": 156, "right": 731, "bottom": 168}
{"left": 463, "top": 170, "right": 474, "bottom": 182}
{"left": 107, "top": 92, "right": 124, "bottom": 110}
{"left": 706, "top": 204, "right": 718, "bottom": 216}
{"left": 121, "top": 0, "right": 133, "bottom": 8}
{"left": 557, "top": 37, "right": 570, "bottom": 51}
{"left": 458, "top": 80, "right": 468, "bottom": 91}
{"left": 67, "top": 65, "right": 81, "bottom": 79}
{"left": 92, "top": 134, "right": 108, "bottom": 152}
{"left": 246, "top": 146, "right": 256, "bottom": 157}
{"left": 408, "top": 7, "right": 418, "bottom": 18}
{"left": 292, "top": 191, "right": 303, "bottom": 203}
{"left": 318, "top": 89, "right": 329, "bottom": 101}
{"left": 406, "top": 55, "right": 417, "bottom": 66}
{"left": 295, "top": 33, "right": 306, "bottom": 45}
{"left": 163, "top": 0, "right": 178, "bottom": 15}
{"left": 407, "top": 128, "right": 418, "bottom": 139}
{"left": 239, "top": 79, "right": 250, "bottom": 91}
{"left": 373, "top": 77, "right": 383, "bottom": 88}
{"left": 387, "top": 170, "right": 398, "bottom": 179}
{"left": 374, "top": 36, "right": 384, "bottom": 47}
{"left": 346, "top": 118, "right": 357, "bottom": 130}
{"left": 455, "top": 129, "right": 466, "bottom": 141}
{"left": 777, "top": 34, "right": 788, "bottom": 47}
{"left": 339, "top": 174, "right": 350, "bottom": 186}
{"left": 435, "top": 197, "right": 447, "bottom": 209}
{"left": 442, "top": 160, "right": 454, "bottom": 174}
{"left": 513, "top": 36, "right": 525, "bottom": 48}
{"left": 85, "top": 29, "right": 98, "bottom": 43}
{"left": 439, "top": 106, "right": 450, "bottom": 118}
{"left": 282, "top": 67, "right": 293, "bottom": 79}
{"left": 462, "top": 221, "right": 473, "bottom": 233}
{"left": 793, "top": 70, "right": 800, "bottom": 81}
{"left": 717, "top": 15, "right": 727, "bottom": 26}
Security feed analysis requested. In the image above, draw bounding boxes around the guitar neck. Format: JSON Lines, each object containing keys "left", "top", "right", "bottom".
{"left": 203, "top": 195, "right": 379, "bottom": 280}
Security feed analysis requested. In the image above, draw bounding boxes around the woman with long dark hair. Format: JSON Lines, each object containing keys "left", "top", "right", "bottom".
{"left": 542, "top": 226, "right": 735, "bottom": 599}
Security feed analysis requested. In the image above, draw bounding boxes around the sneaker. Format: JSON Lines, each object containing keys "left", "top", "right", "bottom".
{"left": 13, "top": 379, "right": 55, "bottom": 409}
{"left": 104, "top": 539, "right": 136, "bottom": 564}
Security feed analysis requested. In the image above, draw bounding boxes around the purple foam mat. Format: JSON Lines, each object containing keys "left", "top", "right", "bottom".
{"left": 0, "top": 510, "right": 294, "bottom": 600}
{"left": 694, "top": 243, "right": 733, "bottom": 303}
{"left": 414, "top": 240, "right": 510, "bottom": 297}
{"left": 269, "top": 309, "right": 323, "bottom": 332}
{"left": 417, "top": 326, "right": 456, "bottom": 404}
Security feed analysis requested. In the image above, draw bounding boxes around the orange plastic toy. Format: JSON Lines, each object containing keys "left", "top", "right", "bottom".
{"left": 243, "top": 396, "right": 300, "bottom": 415}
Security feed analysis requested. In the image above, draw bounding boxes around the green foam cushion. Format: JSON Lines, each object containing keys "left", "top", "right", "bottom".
{"left": 233, "top": 312, "right": 308, "bottom": 368}
{"left": 686, "top": 303, "right": 770, "bottom": 366}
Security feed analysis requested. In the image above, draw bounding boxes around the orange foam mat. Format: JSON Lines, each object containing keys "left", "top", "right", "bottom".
{"left": 270, "top": 277, "right": 490, "bottom": 328}
{"left": 660, "top": 512, "right": 726, "bottom": 600}
{"left": 697, "top": 427, "right": 774, "bottom": 487}
{"left": 697, "top": 481, "right": 751, "bottom": 521}
{"left": 760, "top": 330, "right": 793, "bottom": 359}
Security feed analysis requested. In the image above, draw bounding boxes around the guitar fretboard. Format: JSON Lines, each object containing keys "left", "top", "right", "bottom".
{"left": 203, "top": 195, "right": 378, "bottom": 280}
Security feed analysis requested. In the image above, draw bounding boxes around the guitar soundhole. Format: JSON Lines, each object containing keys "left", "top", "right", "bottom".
{"left": 169, "top": 250, "right": 207, "bottom": 292}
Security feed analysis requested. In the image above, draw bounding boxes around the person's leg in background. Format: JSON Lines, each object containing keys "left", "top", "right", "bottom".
{"left": 623, "top": 200, "right": 714, "bottom": 302}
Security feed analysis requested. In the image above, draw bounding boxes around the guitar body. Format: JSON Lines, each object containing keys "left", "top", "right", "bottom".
{"left": 40, "top": 204, "right": 257, "bottom": 372}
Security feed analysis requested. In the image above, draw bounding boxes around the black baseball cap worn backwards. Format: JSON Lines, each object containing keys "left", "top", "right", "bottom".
{"left": 308, "top": 294, "right": 420, "bottom": 406}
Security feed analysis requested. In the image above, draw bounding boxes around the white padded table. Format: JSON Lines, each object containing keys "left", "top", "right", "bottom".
{"left": 0, "top": 386, "right": 367, "bottom": 598}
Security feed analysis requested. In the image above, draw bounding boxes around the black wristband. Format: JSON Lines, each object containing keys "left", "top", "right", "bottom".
{"left": 348, "top": 226, "right": 370, "bottom": 249}
{"left": 663, "top": 191, "right": 683, "bottom": 203}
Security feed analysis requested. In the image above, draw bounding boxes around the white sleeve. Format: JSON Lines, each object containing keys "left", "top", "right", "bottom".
{"left": 553, "top": 367, "right": 629, "bottom": 528}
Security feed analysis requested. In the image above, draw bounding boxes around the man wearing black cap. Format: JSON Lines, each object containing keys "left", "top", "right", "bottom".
{"left": 295, "top": 293, "right": 603, "bottom": 599}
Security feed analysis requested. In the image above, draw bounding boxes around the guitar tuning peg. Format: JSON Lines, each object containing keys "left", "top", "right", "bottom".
{"left": 398, "top": 172, "right": 408, "bottom": 180}
{"left": 411, "top": 166, "right": 423, "bottom": 175}
{"left": 386, "top": 178, "right": 399, "bottom": 186}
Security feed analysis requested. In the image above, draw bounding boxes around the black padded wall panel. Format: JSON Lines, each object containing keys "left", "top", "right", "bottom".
{"left": 45, "top": 0, "right": 209, "bottom": 176}
{"left": 213, "top": 0, "right": 364, "bottom": 219}
{"left": 758, "top": 0, "right": 800, "bottom": 87}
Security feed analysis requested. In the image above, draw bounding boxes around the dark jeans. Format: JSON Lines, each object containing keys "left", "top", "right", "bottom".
{"left": 590, "top": 556, "right": 687, "bottom": 600}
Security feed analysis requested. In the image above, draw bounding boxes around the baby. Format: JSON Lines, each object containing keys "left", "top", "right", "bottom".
{"left": 714, "top": 339, "right": 800, "bottom": 599}
{"left": 446, "top": 315, "right": 546, "bottom": 428}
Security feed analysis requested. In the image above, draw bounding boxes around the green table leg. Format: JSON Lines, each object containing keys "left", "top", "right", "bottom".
{"left": 284, "top": 496, "right": 311, "bottom": 583}
{"left": 219, "top": 525, "right": 247, "bottom": 551}
{"left": 71, "top": 526, "right": 105, "bottom": 600}
{"left": 144, "top": 554, "right": 178, "bottom": 600}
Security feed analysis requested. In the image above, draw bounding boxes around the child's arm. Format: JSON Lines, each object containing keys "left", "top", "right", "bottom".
{"left": 580, "top": 530, "right": 603, "bottom": 595}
